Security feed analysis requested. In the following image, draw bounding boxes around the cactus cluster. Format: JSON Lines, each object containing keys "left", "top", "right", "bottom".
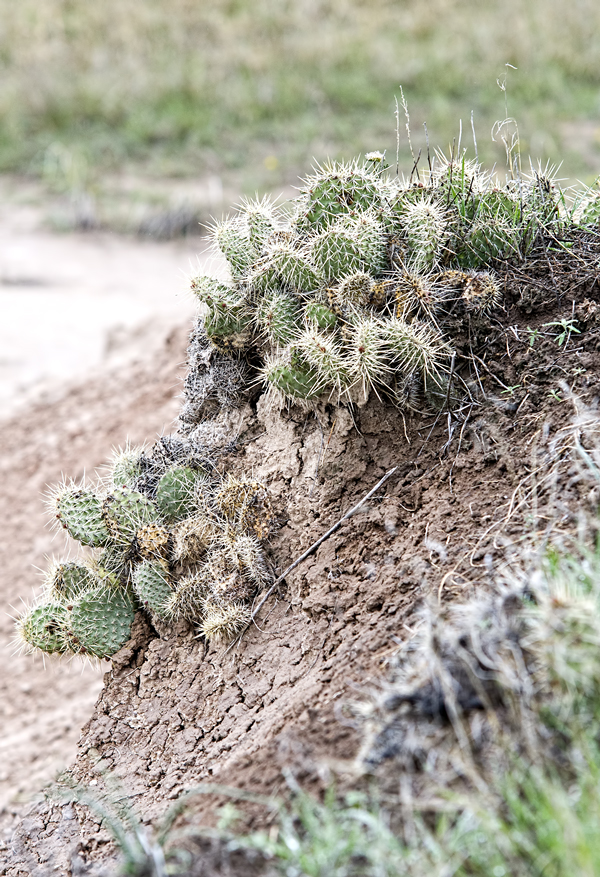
{"left": 16, "top": 149, "right": 600, "bottom": 662}
{"left": 16, "top": 440, "right": 274, "bottom": 658}
{"left": 190, "top": 153, "right": 592, "bottom": 408}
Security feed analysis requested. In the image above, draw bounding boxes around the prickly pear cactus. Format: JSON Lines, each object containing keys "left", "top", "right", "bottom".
{"left": 103, "top": 487, "right": 159, "bottom": 544}
{"left": 191, "top": 155, "right": 516, "bottom": 407}
{"left": 155, "top": 466, "right": 208, "bottom": 523}
{"left": 16, "top": 602, "right": 69, "bottom": 655}
{"left": 18, "top": 443, "right": 274, "bottom": 657}
{"left": 46, "top": 561, "right": 96, "bottom": 601}
{"left": 18, "top": 144, "right": 593, "bottom": 660}
{"left": 186, "top": 149, "right": 586, "bottom": 410}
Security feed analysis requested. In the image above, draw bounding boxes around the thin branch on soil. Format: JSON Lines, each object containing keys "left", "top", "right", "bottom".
{"left": 225, "top": 466, "right": 398, "bottom": 652}
{"left": 443, "top": 352, "right": 457, "bottom": 412}
{"left": 470, "top": 353, "right": 514, "bottom": 392}
{"left": 308, "top": 413, "right": 325, "bottom": 497}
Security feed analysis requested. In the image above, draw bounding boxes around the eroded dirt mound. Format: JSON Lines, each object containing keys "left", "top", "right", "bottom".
{"left": 4, "top": 235, "right": 600, "bottom": 875}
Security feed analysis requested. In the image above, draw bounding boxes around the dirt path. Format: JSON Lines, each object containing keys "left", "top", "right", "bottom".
{"left": 0, "top": 210, "right": 212, "bottom": 848}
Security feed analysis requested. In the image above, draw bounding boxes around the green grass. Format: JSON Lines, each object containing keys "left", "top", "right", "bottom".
{"left": 240, "top": 761, "right": 600, "bottom": 877}
{"left": 1, "top": 0, "right": 600, "bottom": 194}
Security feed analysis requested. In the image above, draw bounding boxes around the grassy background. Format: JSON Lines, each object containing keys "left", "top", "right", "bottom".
{"left": 1, "top": 0, "right": 600, "bottom": 197}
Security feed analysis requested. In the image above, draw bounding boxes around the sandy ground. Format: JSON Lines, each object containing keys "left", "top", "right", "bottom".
{"left": 0, "top": 200, "right": 213, "bottom": 417}
{"left": 0, "top": 205, "right": 213, "bottom": 847}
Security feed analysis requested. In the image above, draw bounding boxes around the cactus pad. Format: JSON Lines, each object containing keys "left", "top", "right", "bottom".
{"left": 214, "top": 475, "right": 274, "bottom": 539}
{"left": 67, "top": 587, "right": 136, "bottom": 658}
{"left": 257, "top": 292, "right": 302, "bottom": 346}
{"left": 136, "top": 523, "right": 171, "bottom": 561}
{"left": 200, "top": 602, "right": 251, "bottom": 645}
{"left": 297, "top": 160, "right": 382, "bottom": 231}
{"left": 305, "top": 301, "right": 338, "bottom": 329}
{"left": 219, "top": 531, "right": 270, "bottom": 586}
{"left": 134, "top": 560, "right": 173, "bottom": 619}
{"left": 211, "top": 217, "right": 258, "bottom": 279}
{"left": 165, "top": 572, "right": 209, "bottom": 621}
{"left": 253, "top": 246, "right": 323, "bottom": 296}
{"left": 110, "top": 446, "right": 144, "bottom": 490}
{"left": 171, "top": 513, "right": 220, "bottom": 564}
{"left": 261, "top": 355, "right": 320, "bottom": 401}
{"left": 103, "top": 487, "right": 159, "bottom": 543}
{"left": 46, "top": 561, "right": 96, "bottom": 601}
{"left": 155, "top": 466, "right": 208, "bottom": 523}
{"left": 16, "top": 602, "right": 69, "bottom": 655}
{"left": 53, "top": 486, "right": 110, "bottom": 548}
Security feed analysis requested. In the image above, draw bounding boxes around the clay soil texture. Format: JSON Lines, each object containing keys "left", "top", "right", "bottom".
{"left": 3, "top": 230, "right": 600, "bottom": 876}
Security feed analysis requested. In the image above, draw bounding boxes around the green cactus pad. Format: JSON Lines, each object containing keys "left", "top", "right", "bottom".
{"left": 257, "top": 292, "right": 302, "bottom": 345}
{"left": 305, "top": 301, "right": 338, "bottom": 329}
{"left": 191, "top": 276, "right": 230, "bottom": 304}
{"left": 17, "top": 602, "right": 69, "bottom": 655}
{"left": 252, "top": 246, "right": 323, "bottom": 296}
{"left": 54, "top": 486, "right": 110, "bottom": 548}
{"left": 344, "top": 316, "right": 390, "bottom": 395}
{"left": 46, "top": 561, "right": 96, "bottom": 601}
{"left": 346, "top": 213, "right": 386, "bottom": 275}
{"left": 309, "top": 212, "right": 385, "bottom": 281}
{"left": 296, "top": 328, "right": 348, "bottom": 394}
{"left": 240, "top": 196, "right": 278, "bottom": 249}
{"left": 204, "top": 303, "right": 250, "bottom": 339}
{"left": 103, "top": 487, "right": 159, "bottom": 544}
{"left": 133, "top": 560, "right": 173, "bottom": 619}
{"left": 207, "top": 309, "right": 252, "bottom": 352}
{"left": 155, "top": 466, "right": 209, "bottom": 523}
{"left": 110, "top": 446, "right": 144, "bottom": 490}
{"left": 403, "top": 197, "right": 447, "bottom": 272}
{"left": 261, "top": 356, "right": 320, "bottom": 400}
{"left": 310, "top": 227, "right": 363, "bottom": 280}
{"left": 297, "top": 160, "right": 382, "bottom": 232}
{"left": 212, "top": 217, "right": 258, "bottom": 278}
{"left": 454, "top": 190, "right": 521, "bottom": 268}
{"left": 67, "top": 587, "right": 136, "bottom": 658}
{"left": 384, "top": 317, "right": 449, "bottom": 376}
